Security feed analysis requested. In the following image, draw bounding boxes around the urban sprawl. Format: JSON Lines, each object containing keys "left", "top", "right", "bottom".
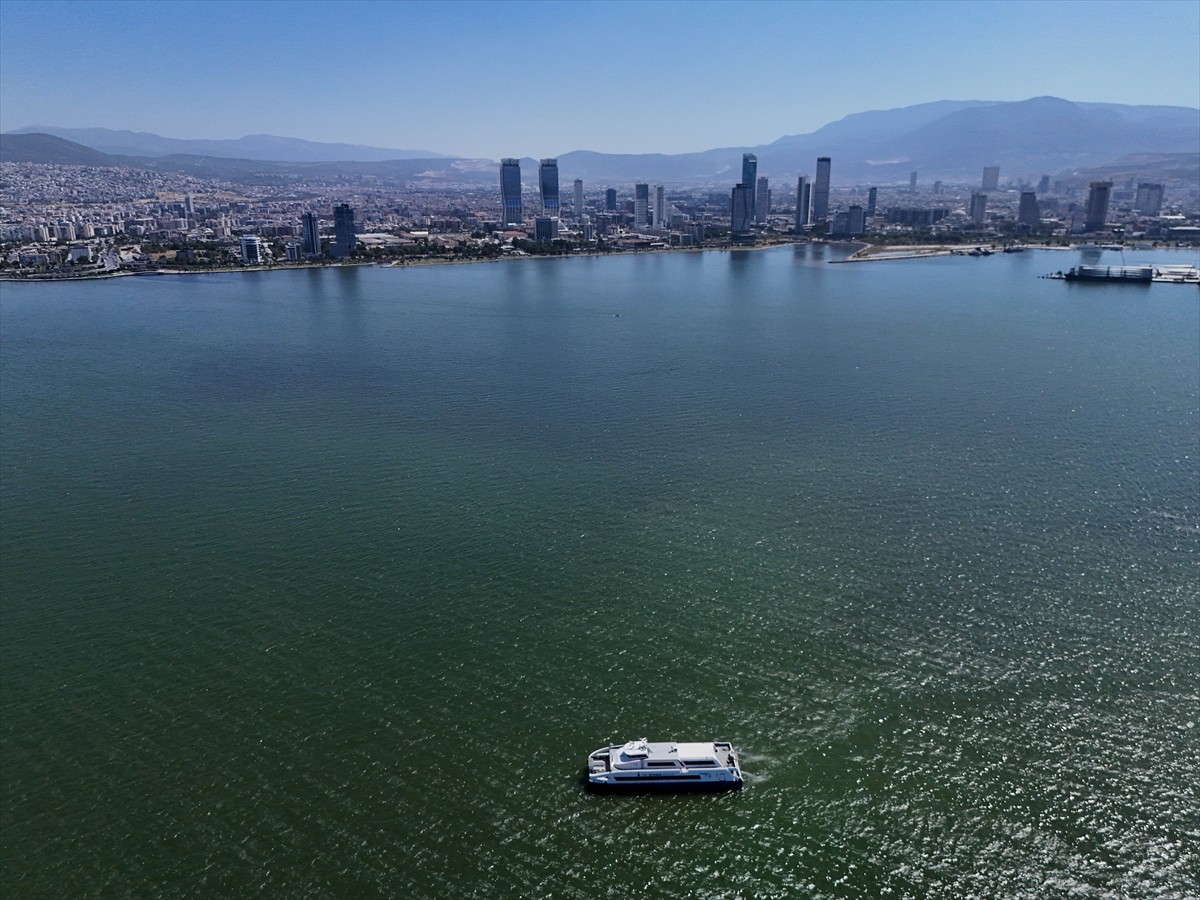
{"left": 1, "top": 154, "right": 1197, "bottom": 279}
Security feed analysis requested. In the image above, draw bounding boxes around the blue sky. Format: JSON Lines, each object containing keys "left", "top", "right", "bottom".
{"left": 1, "top": 0, "right": 1197, "bottom": 158}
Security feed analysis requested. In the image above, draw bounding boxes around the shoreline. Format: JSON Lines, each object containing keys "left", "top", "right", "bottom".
{"left": 0, "top": 239, "right": 804, "bottom": 283}
{"left": 3, "top": 240, "right": 1194, "bottom": 283}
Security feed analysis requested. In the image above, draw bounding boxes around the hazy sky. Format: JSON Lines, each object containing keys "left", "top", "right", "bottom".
{"left": 2, "top": 0, "right": 1197, "bottom": 158}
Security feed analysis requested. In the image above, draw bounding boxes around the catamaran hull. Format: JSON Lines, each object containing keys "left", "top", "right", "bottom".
{"left": 585, "top": 776, "right": 743, "bottom": 794}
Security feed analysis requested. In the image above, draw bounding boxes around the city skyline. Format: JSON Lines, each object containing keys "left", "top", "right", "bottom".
{"left": 1, "top": 0, "right": 1197, "bottom": 160}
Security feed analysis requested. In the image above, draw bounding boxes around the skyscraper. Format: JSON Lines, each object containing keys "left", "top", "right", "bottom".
{"left": 1135, "top": 182, "right": 1164, "bottom": 216}
{"left": 573, "top": 178, "right": 584, "bottom": 217}
{"left": 1084, "top": 181, "right": 1112, "bottom": 231}
{"left": 866, "top": 187, "right": 878, "bottom": 218}
{"left": 605, "top": 188, "right": 617, "bottom": 212}
{"left": 795, "top": 175, "right": 810, "bottom": 232}
{"left": 332, "top": 203, "right": 356, "bottom": 258}
{"left": 634, "top": 183, "right": 650, "bottom": 228}
{"left": 1037, "top": 174, "right": 1051, "bottom": 194}
{"left": 731, "top": 184, "right": 754, "bottom": 237}
{"left": 1017, "top": 192, "right": 1040, "bottom": 229}
{"left": 500, "top": 158, "right": 522, "bottom": 226}
{"left": 982, "top": 166, "right": 1000, "bottom": 191}
{"left": 538, "top": 159, "right": 560, "bottom": 217}
{"left": 653, "top": 185, "right": 666, "bottom": 228}
{"left": 301, "top": 211, "right": 321, "bottom": 256}
{"left": 755, "top": 176, "right": 769, "bottom": 224}
{"left": 970, "top": 193, "right": 987, "bottom": 225}
{"left": 742, "top": 153, "right": 758, "bottom": 220}
{"left": 909, "top": 171, "right": 918, "bottom": 193}
{"left": 812, "top": 157, "right": 831, "bottom": 223}
{"left": 846, "top": 205, "right": 865, "bottom": 236}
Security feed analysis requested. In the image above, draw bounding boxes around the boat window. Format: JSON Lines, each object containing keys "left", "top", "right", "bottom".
{"left": 682, "top": 760, "right": 718, "bottom": 767}
{"left": 646, "top": 760, "right": 680, "bottom": 768}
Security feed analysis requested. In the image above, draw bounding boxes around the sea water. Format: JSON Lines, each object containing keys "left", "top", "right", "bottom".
{"left": 2, "top": 246, "right": 1197, "bottom": 897}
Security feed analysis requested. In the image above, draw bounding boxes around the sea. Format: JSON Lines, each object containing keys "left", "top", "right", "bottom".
{"left": 2, "top": 245, "right": 1198, "bottom": 899}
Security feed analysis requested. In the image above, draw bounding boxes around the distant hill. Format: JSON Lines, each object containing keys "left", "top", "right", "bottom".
{"left": 555, "top": 97, "right": 1200, "bottom": 185}
{"left": 129, "top": 154, "right": 498, "bottom": 187}
{"left": 1056, "top": 152, "right": 1200, "bottom": 188}
{"left": 5, "top": 98, "right": 1197, "bottom": 188}
{"left": 0, "top": 132, "right": 124, "bottom": 166}
{"left": 4, "top": 126, "right": 448, "bottom": 162}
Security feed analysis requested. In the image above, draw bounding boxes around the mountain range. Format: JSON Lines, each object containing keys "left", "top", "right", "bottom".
{"left": 3, "top": 126, "right": 446, "bottom": 162}
{"left": 3, "top": 97, "right": 1197, "bottom": 187}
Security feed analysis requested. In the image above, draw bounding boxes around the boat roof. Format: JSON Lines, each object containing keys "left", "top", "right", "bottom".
{"left": 618, "top": 740, "right": 721, "bottom": 762}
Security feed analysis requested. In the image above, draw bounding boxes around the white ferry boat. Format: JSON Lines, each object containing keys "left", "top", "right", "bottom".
{"left": 586, "top": 739, "right": 743, "bottom": 792}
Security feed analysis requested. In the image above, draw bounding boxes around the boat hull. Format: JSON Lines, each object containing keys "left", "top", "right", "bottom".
{"left": 585, "top": 776, "right": 743, "bottom": 794}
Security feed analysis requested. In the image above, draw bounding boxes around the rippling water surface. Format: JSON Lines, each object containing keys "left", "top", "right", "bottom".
{"left": 2, "top": 247, "right": 1198, "bottom": 897}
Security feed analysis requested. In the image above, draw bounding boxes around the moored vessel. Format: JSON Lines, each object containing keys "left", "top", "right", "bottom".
{"left": 1063, "top": 264, "right": 1153, "bottom": 283}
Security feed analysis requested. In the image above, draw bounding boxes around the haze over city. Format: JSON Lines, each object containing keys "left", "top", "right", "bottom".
{"left": 2, "top": 0, "right": 1198, "bottom": 159}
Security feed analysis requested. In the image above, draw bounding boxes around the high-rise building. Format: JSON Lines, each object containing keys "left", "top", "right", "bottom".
{"left": 970, "top": 193, "right": 988, "bottom": 225}
{"left": 846, "top": 205, "right": 865, "bottom": 236}
{"left": 1017, "top": 192, "right": 1040, "bottom": 229}
{"left": 932, "top": 180, "right": 943, "bottom": 195}
{"left": 573, "top": 178, "right": 584, "bottom": 217}
{"left": 534, "top": 217, "right": 559, "bottom": 241}
{"left": 741, "top": 150, "right": 757, "bottom": 189}
{"left": 332, "top": 203, "right": 356, "bottom": 258}
{"left": 539, "top": 159, "right": 560, "bottom": 217}
{"left": 240, "top": 234, "right": 264, "bottom": 265}
{"left": 867, "top": 187, "right": 878, "bottom": 218}
{"left": 742, "top": 153, "right": 758, "bottom": 220}
{"left": 741, "top": 153, "right": 757, "bottom": 187}
{"left": 812, "top": 157, "right": 831, "bottom": 222}
{"left": 634, "top": 183, "right": 650, "bottom": 227}
{"left": 1084, "top": 181, "right": 1112, "bottom": 231}
{"left": 500, "top": 158, "right": 523, "bottom": 225}
{"left": 652, "top": 185, "right": 666, "bottom": 228}
{"left": 1037, "top": 174, "right": 1051, "bottom": 194}
{"left": 731, "top": 184, "right": 755, "bottom": 236}
{"left": 301, "top": 212, "right": 321, "bottom": 256}
{"left": 982, "top": 166, "right": 1000, "bottom": 191}
{"left": 795, "top": 175, "right": 810, "bottom": 232}
{"left": 909, "top": 171, "right": 918, "bottom": 193}
{"left": 755, "top": 177, "right": 769, "bottom": 224}
{"left": 605, "top": 188, "right": 617, "bottom": 212}
{"left": 1135, "top": 182, "right": 1164, "bottom": 216}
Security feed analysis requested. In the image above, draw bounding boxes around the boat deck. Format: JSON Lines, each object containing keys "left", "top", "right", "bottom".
{"left": 587, "top": 740, "right": 739, "bottom": 775}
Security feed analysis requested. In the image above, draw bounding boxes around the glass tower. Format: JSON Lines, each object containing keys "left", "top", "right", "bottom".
{"left": 812, "top": 157, "right": 831, "bottom": 223}
{"left": 1084, "top": 181, "right": 1112, "bottom": 231}
{"left": 742, "top": 153, "right": 757, "bottom": 219}
{"left": 731, "top": 184, "right": 754, "bottom": 236}
{"left": 500, "top": 159, "right": 523, "bottom": 226}
{"left": 301, "top": 212, "right": 321, "bottom": 256}
{"left": 634, "top": 183, "right": 649, "bottom": 227}
{"left": 332, "top": 203, "right": 356, "bottom": 258}
{"left": 795, "top": 175, "right": 810, "bottom": 231}
{"left": 539, "top": 159, "right": 560, "bottom": 217}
